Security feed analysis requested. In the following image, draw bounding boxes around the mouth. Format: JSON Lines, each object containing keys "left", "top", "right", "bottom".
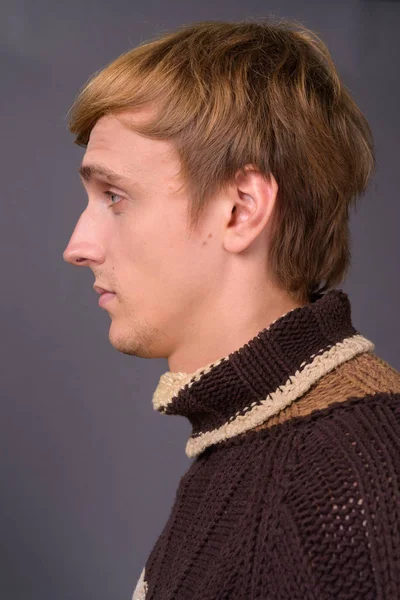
{"left": 94, "top": 285, "right": 114, "bottom": 295}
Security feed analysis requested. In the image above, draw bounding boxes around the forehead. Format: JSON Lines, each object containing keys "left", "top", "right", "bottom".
{"left": 81, "top": 112, "right": 185, "bottom": 196}
{"left": 84, "top": 113, "right": 176, "bottom": 172}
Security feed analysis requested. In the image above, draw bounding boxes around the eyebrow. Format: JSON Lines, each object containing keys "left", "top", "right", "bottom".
{"left": 78, "top": 163, "right": 131, "bottom": 185}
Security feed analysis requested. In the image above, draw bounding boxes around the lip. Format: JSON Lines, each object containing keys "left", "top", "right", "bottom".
{"left": 98, "top": 292, "right": 116, "bottom": 307}
{"left": 94, "top": 285, "right": 113, "bottom": 295}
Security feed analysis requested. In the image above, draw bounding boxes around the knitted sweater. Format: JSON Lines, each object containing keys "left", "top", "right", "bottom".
{"left": 132, "top": 289, "right": 400, "bottom": 600}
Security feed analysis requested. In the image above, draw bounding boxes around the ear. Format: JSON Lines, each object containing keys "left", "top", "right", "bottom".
{"left": 223, "top": 165, "right": 278, "bottom": 254}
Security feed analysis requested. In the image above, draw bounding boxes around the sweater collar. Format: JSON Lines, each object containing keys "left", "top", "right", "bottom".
{"left": 152, "top": 289, "right": 374, "bottom": 458}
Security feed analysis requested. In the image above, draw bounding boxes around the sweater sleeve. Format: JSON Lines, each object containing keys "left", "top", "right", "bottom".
{"left": 259, "top": 393, "right": 400, "bottom": 600}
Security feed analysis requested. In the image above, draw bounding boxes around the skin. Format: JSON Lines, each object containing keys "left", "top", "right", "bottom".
{"left": 63, "top": 110, "right": 306, "bottom": 374}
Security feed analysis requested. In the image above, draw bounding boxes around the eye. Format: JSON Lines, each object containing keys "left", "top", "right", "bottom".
{"left": 104, "top": 191, "right": 123, "bottom": 207}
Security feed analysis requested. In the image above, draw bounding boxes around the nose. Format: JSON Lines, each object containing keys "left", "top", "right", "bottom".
{"left": 63, "top": 212, "right": 105, "bottom": 267}
{"left": 63, "top": 246, "right": 97, "bottom": 266}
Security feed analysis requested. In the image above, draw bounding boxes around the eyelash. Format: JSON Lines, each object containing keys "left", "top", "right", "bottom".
{"left": 104, "top": 191, "right": 123, "bottom": 207}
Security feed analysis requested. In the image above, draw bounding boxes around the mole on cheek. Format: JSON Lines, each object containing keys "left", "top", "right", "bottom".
{"left": 202, "top": 232, "right": 213, "bottom": 247}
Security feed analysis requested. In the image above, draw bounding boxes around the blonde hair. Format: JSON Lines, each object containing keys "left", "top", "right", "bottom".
{"left": 68, "top": 18, "right": 375, "bottom": 304}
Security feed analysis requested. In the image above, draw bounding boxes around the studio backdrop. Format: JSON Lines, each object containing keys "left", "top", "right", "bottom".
{"left": 1, "top": 0, "right": 399, "bottom": 599}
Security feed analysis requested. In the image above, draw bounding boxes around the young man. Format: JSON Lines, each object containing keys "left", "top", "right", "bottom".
{"left": 63, "top": 19, "right": 400, "bottom": 600}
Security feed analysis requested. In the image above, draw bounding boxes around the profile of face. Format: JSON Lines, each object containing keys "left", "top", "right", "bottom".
{"left": 63, "top": 108, "right": 281, "bottom": 370}
{"left": 63, "top": 111, "right": 229, "bottom": 362}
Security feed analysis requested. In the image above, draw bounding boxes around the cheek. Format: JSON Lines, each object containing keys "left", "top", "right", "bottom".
{"left": 118, "top": 223, "right": 182, "bottom": 287}
{"left": 119, "top": 211, "right": 216, "bottom": 294}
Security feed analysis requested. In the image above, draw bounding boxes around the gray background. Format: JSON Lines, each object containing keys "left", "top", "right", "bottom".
{"left": 1, "top": 0, "right": 399, "bottom": 598}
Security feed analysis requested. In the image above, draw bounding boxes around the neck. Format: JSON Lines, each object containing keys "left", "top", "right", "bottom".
{"left": 167, "top": 286, "right": 306, "bottom": 373}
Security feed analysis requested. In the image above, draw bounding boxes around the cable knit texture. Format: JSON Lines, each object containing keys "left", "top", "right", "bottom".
{"left": 132, "top": 289, "right": 400, "bottom": 600}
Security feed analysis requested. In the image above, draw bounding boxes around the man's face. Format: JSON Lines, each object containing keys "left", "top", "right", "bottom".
{"left": 63, "top": 111, "right": 222, "bottom": 360}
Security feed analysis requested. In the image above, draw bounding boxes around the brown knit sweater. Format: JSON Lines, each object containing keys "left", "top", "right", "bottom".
{"left": 132, "top": 289, "right": 400, "bottom": 600}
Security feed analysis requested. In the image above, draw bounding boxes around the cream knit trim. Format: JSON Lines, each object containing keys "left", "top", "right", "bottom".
{"left": 132, "top": 567, "right": 147, "bottom": 600}
{"left": 185, "top": 334, "right": 375, "bottom": 458}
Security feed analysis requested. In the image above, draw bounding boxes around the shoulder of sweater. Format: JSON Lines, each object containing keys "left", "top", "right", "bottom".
{"left": 261, "top": 388, "right": 400, "bottom": 471}
{"left": 220, "top": 389, "right": 400, "bottom": 499}
{"left": 249, "top": 391, "right": 400, "bottom": 598}
{"left": 294, "top": 387, "right": 400, "bottom": 441}
{"left": 282, "top": 389, "right": 400, "bottom": 475}
{"left": 239, "top": 390, "right": 400, "bottom": 535}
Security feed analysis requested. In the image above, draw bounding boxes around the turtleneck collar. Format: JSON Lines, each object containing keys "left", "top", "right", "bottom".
{"left": 152, "top": 289, "right": 375, "bottom": 459}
